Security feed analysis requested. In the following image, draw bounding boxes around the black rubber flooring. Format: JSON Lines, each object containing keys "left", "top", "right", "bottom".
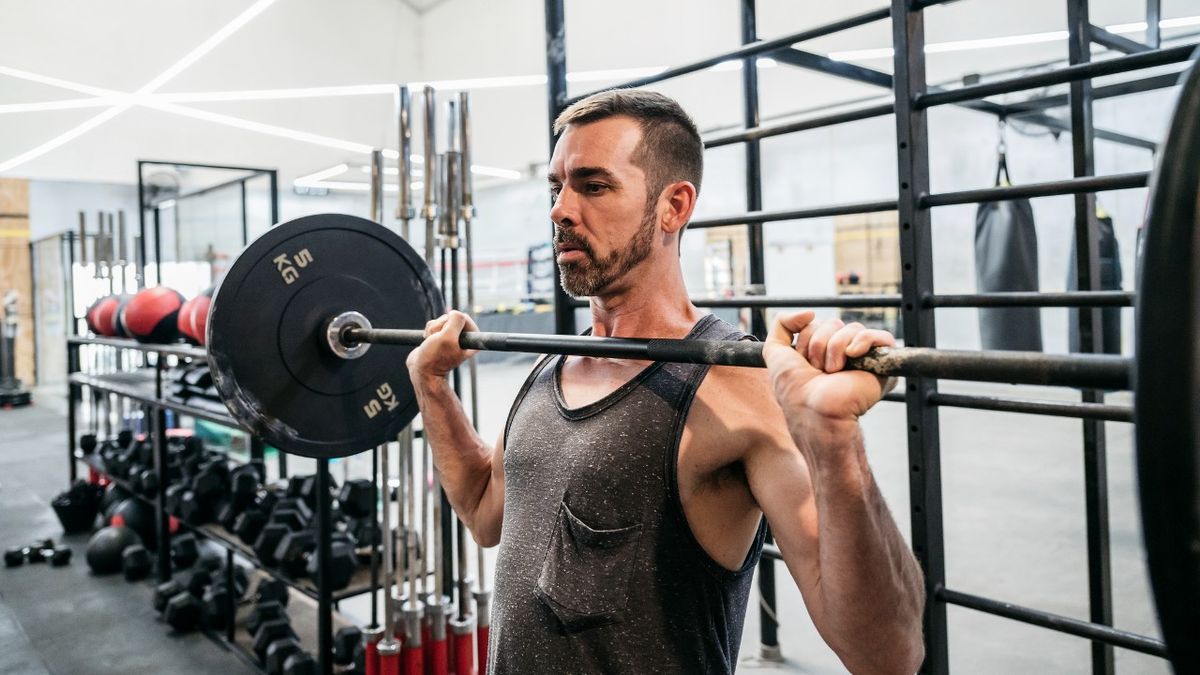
{"left": 0, "top": 402, "right": 255, "bottom": 675}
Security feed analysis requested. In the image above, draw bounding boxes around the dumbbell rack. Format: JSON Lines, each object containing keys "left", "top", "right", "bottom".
{"left": 66, "top": 335, "right": 378, "bottom": 674}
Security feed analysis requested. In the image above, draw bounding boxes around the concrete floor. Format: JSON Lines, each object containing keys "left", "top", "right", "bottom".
{"left": 1, "top": 358, "right": 1170, "bottom": 674}
{"left": 0, "top": 401, "right": 255, "bottom": 675}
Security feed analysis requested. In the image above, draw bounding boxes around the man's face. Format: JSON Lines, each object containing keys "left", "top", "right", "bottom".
{"left": 548, "top": 116, "right": 659, "bottom": 298}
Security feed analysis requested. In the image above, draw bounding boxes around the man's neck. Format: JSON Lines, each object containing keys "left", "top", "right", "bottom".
{"left": 586, "top": 263, "right": 701, "bottom": 339}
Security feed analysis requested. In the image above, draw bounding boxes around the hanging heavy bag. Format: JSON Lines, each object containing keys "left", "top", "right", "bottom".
{"left": 974, "top": 151, "right": 1043, "bottom": 351}
{"left": 1067, "top": 207, "right": 1123, "bottom": 354}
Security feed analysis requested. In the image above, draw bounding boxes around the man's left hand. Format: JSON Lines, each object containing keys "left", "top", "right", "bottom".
{"left": 762, "top": 311, "right": 897, "bottom": 424}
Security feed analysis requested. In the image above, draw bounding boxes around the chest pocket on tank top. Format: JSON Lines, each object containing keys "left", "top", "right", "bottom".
{"left": 535, "top": 499, "right": 643, "bottom": 633}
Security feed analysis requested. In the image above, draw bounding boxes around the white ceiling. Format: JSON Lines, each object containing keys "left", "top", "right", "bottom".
{"left": 0, "top": 0, "right": 1195, "bottom": 188}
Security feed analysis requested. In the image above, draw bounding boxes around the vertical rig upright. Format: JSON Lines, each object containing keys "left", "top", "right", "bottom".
{"left": 545, "top": 0, "right": 575, "bottom": 336}
{"left": 891, "top": 2, "right": 949, "bottom": 673}
{"left": 1067, "top": 1, "right": 1115, "bottom": 673}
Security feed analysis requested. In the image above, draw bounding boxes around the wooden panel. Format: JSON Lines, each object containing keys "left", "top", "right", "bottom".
{"left": 0, "top": 178, "right": 29, "bottom": 218}
{"left": 0, "top": 178, "right": 33, "bottom": 386}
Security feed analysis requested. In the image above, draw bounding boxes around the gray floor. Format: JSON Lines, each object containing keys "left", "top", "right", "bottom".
{"left": 2, "top": 360, "right": 1171, "bottom": 675}
{"left": 0, "top": 401, "right": 255, "bottom": 675}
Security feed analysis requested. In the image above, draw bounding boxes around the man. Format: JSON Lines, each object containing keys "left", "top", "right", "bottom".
{"left": 407, "top": 90, "right": 925, "bottom": 674}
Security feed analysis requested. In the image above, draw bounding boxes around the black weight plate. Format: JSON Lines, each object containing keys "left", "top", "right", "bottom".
{"left": 1135, "top": 56, "right": 1200, "bottom": 672}
{"left": 207, "top": 214, "right": 444, "bottom": 458}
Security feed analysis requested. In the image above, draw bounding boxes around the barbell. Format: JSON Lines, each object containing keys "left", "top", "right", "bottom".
{"left": 205, "top": 211, "right": 1132, "bottom": 459}
{"left": 205, "top": 56, "right": 1198, "bottom": 671}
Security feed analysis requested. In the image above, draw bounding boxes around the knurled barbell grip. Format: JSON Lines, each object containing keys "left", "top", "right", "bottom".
{"left": 340, "top": 327, "right": 1132, "bottom": 390}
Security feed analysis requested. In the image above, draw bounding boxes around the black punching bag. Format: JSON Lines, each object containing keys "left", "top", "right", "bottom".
{"left": 1068, "top": 208, "right": 1123, "bottom": 354}
{"left": 974, "top": 154, "right": 1043, "bottom": 351}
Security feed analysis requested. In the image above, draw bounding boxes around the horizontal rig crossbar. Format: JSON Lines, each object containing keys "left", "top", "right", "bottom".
{"left": 927, "top": 291, "right": 1135, "bottom": 308}
{"left": 938, "top": 588, "right": 1168, "bottom": 657}
{"left": 921, "top": 171, "right": 1149, "bottom": 207}
{"left": 342, "top": 327, "right": 1132, "bottom": 390}
{"left": 566, "top": 7, "right": 892, "bottom": 104}
{"left": 689, "top": 199, "right": 898, "bottom": 229}
{"left": 915, "top": 43, "right": 1198, "bottom": 108}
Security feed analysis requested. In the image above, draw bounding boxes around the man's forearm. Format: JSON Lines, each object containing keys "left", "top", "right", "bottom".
{"left": 413, "top": 374, "right": 496, "bottom": 533}
{"left": 795, "top": 417, "right": 926, "bottom": 674}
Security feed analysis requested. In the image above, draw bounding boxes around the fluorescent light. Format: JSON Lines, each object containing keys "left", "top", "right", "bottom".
{"left": 0, "top": 104, "right": 131, "bottom": 173}
{"left": 566, "top": 66, "right": 667, "bottom": 83}
{"left": 925, "top": 29, "right": 1068, "bottom": 54}
{"left": 157, "top": 83, "right": 398, "bottom": 103}
{"left": 0, "top": 65, "right": 119, "bottom": 97}
{"left": 411, "top": 74, "right": 548, "bottom": 91}
{"left": 0, "top": 0, "right": 277, "bottom": 173}
{"left": 294, "top": 163, "right": 350, "bottom": 186}
{"left": 136, "top": 0, "right": 280, "bottom": 94}
{"left": 352, "top": 163, "right": 518, "bottom": 178}
{"left": 0, "top": 97, "right": 124, "bottom": 115}
{"left": 1161, "top": 16, "right": 1200, "bottom": 29}
{"left": 146, "top": 100, "right": 376, "bottom": 154}
{"left": 469, "top": 165, "right": 523, "bottom": 179}
{"left": 360, "top": 166, "right": 424, "bottom": 177}
{"left": 295, "top": 180, "right": 425, "bottom": 193}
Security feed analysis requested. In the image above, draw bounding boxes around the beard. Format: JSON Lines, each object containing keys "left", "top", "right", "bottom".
{"left": 556, "top": 207, "right": 657, "bottom": 298}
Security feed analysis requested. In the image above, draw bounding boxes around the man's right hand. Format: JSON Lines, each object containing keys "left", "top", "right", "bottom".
{"left": 405, "top": 310, "right": 480, "bottom": 383}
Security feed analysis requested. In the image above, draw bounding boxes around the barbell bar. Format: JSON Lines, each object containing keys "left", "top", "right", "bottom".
{"left": 334, "top": 317, "right": 1131, "bottom": 390}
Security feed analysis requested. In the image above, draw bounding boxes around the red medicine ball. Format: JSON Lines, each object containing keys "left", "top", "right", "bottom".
{"left": 86, "top": 296, "right": 116, "bottom": 336}
{"left": 112, "top": 295, "right": 135, "bottom": 338}
{"left": 123, "top": 287, "right": 186, "bottom": 344}
{"left": 177, "top": 297, "right": 199, "bottom": 344}
{"left": 189, "top": 287, "right": 214, "bottom": 346}
{"left": 91, "top": 296, "right": 122, "bottom": 337}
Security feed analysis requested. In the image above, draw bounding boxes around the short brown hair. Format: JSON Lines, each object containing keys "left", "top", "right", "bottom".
{"left": 553, "top": 89, "right": 703, "bottom": 204}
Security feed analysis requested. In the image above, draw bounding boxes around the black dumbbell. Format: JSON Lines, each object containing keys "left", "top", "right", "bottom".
{"left": 252, "top": 619, "right": 298, "bottom": 661}
{"left": 50, "top": 545, "right": 72, "bottom": 566}
{"left": 165, "top": 592, "right": 203, "bottom": 632}
{"left": 246, "top": 600, "right": 287, "bottom": 636}
{"left": 79, "top": 433, "right": 98, "bottom": 453}
{"left": 234, "top": 509, "right": 268, "bottom": 544}
{"left": 265, "top": 638, "right": 301, "bottom": 674}
{"left": 202, "top": 583, "right": 231, "bottom": 629}
{"left": 155, "top": 579, "right": 184, "bottom": 612}
{"left": 274, "top": 531, "right": 316, "bottom": 578}
{"left": 337, "top": 480, "right": 375, "bottom": 519}
{"left": 332, "top": 625, "right": 362, "bottom": 665}
{"left": 254, "top": 523, "right": 290, "bottom": 566}
{"left": 4, "top": 546, "right": 26, "bottom": 567}
{"left": 253, "top": 578, "right": 289, "bottom": 607}
{"left": 282, "top": 651, "right": 316, "bottom": 675}
{"left": 171, "top": 534, "right": 199, "bottom": 568}
{"left": 164, "top": 484, "right": 187, "bottom": 516}
{"left": 122, "top": 544, "right": 152, "bottom": 581}
{"left": 306, "top": 539, "right": 358, "bottom": 590}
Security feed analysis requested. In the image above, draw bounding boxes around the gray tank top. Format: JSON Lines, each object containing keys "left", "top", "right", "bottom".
{"left": 489, "top": 314, "right": 767, "bottom": 674}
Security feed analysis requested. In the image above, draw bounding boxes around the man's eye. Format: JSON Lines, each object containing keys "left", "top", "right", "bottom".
{"left": 549, "top": 185, "right": 562, "bottom": 199}
{"left": 585, "top": 183, "right": 606, "bottom": 194}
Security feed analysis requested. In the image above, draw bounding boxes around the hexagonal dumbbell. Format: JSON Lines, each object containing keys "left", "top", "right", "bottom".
{"left": 170, "top": 533, "right": 199, "bottom": 568}
{"left": 253, "top": 523, "right": 290, "bottom": 567}
{"left": 332, "top": 625, "right": 362, "bottom": 665}
{"left": 234, "top": 508, "right": 268, "bottom": 544}
{"left": 337, "top": 479, "right": 375, "bottom": 519}
{"left": 246, "top": 600, "right": 287, "bottom": 636}
{"left": 253, "top": 578, "right": 290, "bottom": 607}
{"left": 306, "top": 539, "right": 358, "bottom": 590}
{"left": 164, "top": 592, "right": 203, "bottom": 633}
{"left": 155, "top": 579, "right": 184, "bottom": 613}
{"left": 252, "top": 619, "right": 298, "bottom": 661}
{"left": 274, "top": 531, "right": 316, "bottom": 578}
{"left": 265, "top": 637, "right": 302, "bottom": 675}
{"left": 282, "top": 651, "right": 317, "bottom": 675}
{"left": 121, "top": 544, "right": 152, "bottom": 581}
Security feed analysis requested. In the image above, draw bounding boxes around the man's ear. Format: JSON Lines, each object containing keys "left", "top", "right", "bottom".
{"left": 659, "top": 181, "right": 698, "bottom": 235}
